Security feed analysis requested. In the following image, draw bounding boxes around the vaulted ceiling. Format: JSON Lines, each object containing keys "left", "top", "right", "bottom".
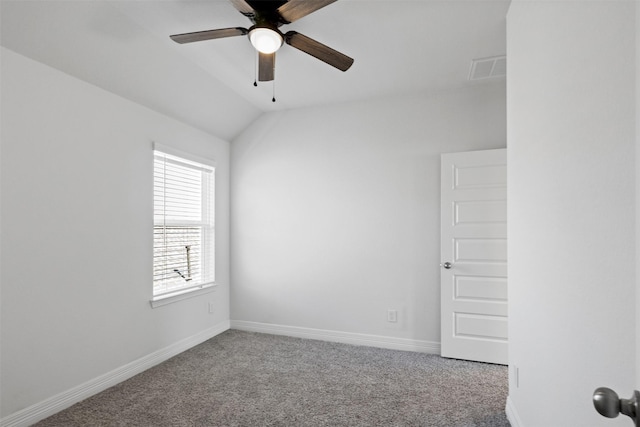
{"left": 1, "top": 0, "right": 509, "bottom": 141}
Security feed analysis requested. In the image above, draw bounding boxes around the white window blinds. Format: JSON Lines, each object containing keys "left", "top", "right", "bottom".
{"left": 153, "top": 149, "right": 215, "bottom": 297}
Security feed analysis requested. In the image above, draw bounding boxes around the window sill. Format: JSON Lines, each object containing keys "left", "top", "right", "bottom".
{"left": 150, "top": 283, "right": 217, "bottom": 308}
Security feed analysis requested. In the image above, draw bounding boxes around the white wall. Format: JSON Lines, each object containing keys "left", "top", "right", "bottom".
{"left": 507, "top": 2, "right": 636, "bottom": 426}
{"left": 230, "top": 83, "right": 506, "bottom": 347}
{"left": 0, "top": 48, "right": 231, "bottom": 419}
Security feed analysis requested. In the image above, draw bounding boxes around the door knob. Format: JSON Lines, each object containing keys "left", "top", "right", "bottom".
{"left": 593, "top": 387, "right": 640, "bottom": 426}
{"left": 440, "top": 262, "right": 453, "bottom": 269}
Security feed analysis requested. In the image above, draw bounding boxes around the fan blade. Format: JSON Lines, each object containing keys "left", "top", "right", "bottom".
{"left": 230, "top": 0, "right": 256, "bottom": 19}
{"left": 258, "top": 52, "right": 275, "bottom": 81}
{"left": 277, "top": 0, "right": 337, "bottom": 23}
{"left": 285, "top": 31, "right": 353, "bottom": 71}
{"left": 170, "top": 27, "right": 248, "bottom": 44}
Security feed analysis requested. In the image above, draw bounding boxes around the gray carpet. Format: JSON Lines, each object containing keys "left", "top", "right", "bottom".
{"left": 34, "top": 330, "right": 510, "bottom": 426}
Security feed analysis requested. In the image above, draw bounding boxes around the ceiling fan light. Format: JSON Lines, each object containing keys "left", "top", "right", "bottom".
{"left": 249, "top": 28, "right": 283, "bottom": 54}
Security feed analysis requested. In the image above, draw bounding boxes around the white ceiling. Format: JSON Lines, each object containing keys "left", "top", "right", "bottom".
{"left": 0, "top": 0, "right": 509, "bottom": 141}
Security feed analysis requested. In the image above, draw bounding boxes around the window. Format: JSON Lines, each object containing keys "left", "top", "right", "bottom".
{"left": 153, "top": 145, "right": 215, "bottom": 303}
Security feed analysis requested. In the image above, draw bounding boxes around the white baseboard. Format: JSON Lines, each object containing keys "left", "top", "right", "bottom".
{"left": 230, "top": 320, "right": 441, "bottom": 354}
{"left": 0, "top": 321, "right": 230, "bottom": 427}
{"left": 506, "top": 395, "right": 523, "bottom": 427}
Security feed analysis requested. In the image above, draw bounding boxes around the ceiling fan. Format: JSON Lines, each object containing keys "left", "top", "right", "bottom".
{"left": 169, "top": 0, "right": 354, "bottom": 84}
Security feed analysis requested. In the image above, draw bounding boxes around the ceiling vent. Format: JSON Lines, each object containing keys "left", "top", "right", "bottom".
{"left": 468, "top": 55, "right": 506, "bottom": 80}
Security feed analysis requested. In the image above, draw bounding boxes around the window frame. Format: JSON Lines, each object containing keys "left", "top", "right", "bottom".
{"left": 150, "top": 142, "right": 217, "bottom": 308}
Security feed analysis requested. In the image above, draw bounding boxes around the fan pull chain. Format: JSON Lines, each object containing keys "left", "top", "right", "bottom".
{"left": 253, "top": 51, "right": 258, "bottom": 87}
{"left": 252, "top": 50, "right": 276, "bottom": 102}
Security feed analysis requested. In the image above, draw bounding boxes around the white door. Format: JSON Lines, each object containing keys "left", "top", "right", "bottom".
{"left": 440, "top": 148, "right": 507, "bottom": 365}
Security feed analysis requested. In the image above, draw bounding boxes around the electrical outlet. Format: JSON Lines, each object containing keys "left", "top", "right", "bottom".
{"left": 208, "top": 302, "right": 215, "bottom": 314}
{"left": 514, "top": 365, "right": 520, "bottom": 388}
{"left": 387, "top": 309, "right": 398, "bottom": 323}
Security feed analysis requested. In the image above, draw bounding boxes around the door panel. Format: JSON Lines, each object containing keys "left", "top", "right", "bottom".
{"left": 441, "top": 148, "right": 507, "bottom": 364}
{"left": 454, "top": 238, "right": 507, "bottom": 262}
{"left": 455, "top": 200, "right": 507, "bottom": 225}
{"left": 454, "top": 313, "right": 508, "bottom": 340}
{"left": 455, "top": 276, "right": 507, "bottom": 302}
{"left": 454, "top": 164, "right": 507, "bottom": 188}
